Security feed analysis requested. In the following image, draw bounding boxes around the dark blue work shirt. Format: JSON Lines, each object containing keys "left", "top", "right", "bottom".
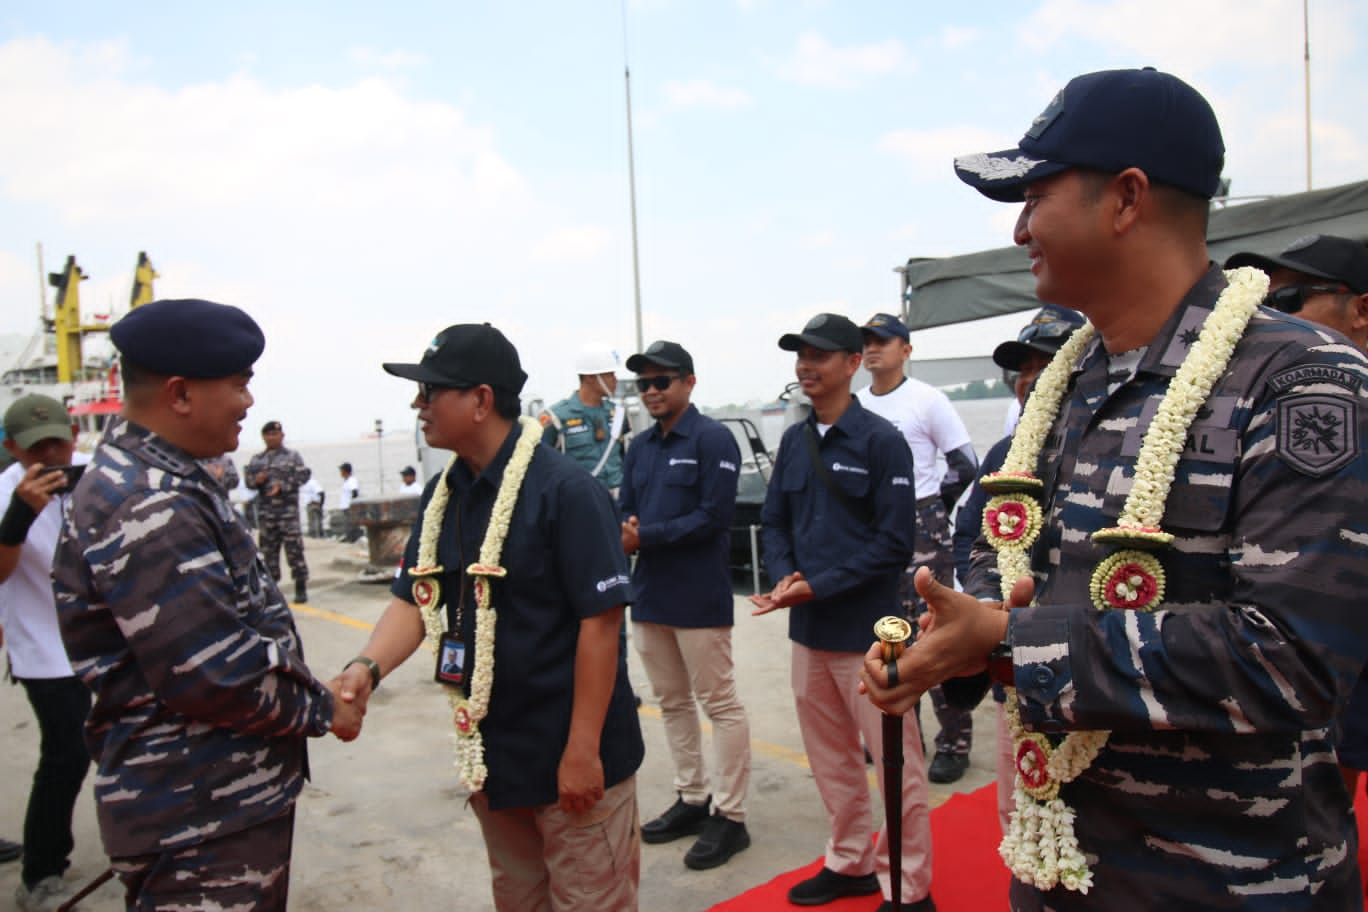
{"left": 760, "top": 397, "right": 916, "bottom": 653}
{"left": 392, "top": 426, "right": 643, "bottom": 811}
{"left": 619, "top": 404, "right": 741, "bottom": 628}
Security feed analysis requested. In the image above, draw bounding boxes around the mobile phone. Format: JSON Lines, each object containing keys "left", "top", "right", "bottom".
{"left": 40, "top": 464, "right": 86, "bottom": 488}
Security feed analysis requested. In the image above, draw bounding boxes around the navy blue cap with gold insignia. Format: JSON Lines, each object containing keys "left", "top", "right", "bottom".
{"left": 111, "top": 299, "right": 265, "bottom": 378}
{"left": 861, "top": 313, "right": 910, "bottom": 342}
{"left": 993, "top": 304, "right": 1086, "bottom": 371}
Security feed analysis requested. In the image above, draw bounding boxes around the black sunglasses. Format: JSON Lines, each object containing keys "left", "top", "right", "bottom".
{"left": 1263, "top": 283, "right": 1349, "bottom": 315}
{"left": 635, "top": 375, "right": 681, "bottom": 393}
{"left": 417, "top": 381, "right": 471, "bottom": 401}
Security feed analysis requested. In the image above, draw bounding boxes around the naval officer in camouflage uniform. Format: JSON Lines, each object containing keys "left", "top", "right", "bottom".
{"left": 245, "top": 419, "right": 311, "bottom": 603}
{"left": 863, "top": 69, "right": 1368, "bottom": 910}
{"left": 52, "top": 299, "right": 362, "bottom": 911}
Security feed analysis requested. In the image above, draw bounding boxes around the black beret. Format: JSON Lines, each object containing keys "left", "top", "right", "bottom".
{"left": 111, "top": 299, "right": 265, "bottom": 378}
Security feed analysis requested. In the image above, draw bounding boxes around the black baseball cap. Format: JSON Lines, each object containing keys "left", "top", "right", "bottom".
{"left": 993, "top": 304, "right": 1087, "bottom": 371}
{"left": 383, "top": 323, "right": 528, "bottom": 393}
{"left": 626, "top": 340, "right": 695, "bottom": 375}
{"left": 1225, "top": 235, "right": 1368, "bottom": 295}
{"left": 401, "top": 465, "right": 416, "bottom": 477}
{"left": 954, "top": 68, "right": 1225, "bottom": 203}
{"left": 261, "top": 420, "right": 282, "bottom": 434}
{"left": 861, "top": 313, "right": 910, "bottom": 342}
{"left": 779, "top": 313, "right": 863, "bottom": 354}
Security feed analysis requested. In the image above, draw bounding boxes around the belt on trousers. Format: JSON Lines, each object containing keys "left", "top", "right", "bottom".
{"left": 915, "top": 494, "right": 941, "bottom": 509}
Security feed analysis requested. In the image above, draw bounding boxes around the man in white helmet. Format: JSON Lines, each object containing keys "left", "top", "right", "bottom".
{"left": 540, "top": 346, "right": 629, "bottom": 495}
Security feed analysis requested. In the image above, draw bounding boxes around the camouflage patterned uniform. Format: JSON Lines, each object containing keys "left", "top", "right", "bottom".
{"left": 965, "top": 267, "right": 1368, "bottom": 910}
{"left": 245, "top": 445, "right": 311, "bottom": 584}
{"left": 52, "top": 417, "right": 335, "bottom": 908}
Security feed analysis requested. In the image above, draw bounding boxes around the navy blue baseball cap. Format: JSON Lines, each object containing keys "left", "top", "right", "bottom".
{"left": 993, "top": 304, "right": 1086, "bottom": 371}
{"left": 1225, "top": 235, "right": 1368, "bottom": 295}
{"left": 779, "top": 313, "right": 863, "bottom": 354}
{"left": 954, "top": 68, "right": 1225, "bottom": 203}
{"left": 861, "top": 313, "right": 911, "bottom": 342}
{"left": 383, "top": 323, "right": 528, "bottom": 393}
{"left": 111, "top": 299, "right": 265, "bottom": 378}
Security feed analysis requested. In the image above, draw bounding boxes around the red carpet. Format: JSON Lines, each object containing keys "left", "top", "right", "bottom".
{"left": 710, "top": 786, "right": 1008, "bottom": 911}
{"left": 712, "top": 784, "right": 1368, "bottom": 911}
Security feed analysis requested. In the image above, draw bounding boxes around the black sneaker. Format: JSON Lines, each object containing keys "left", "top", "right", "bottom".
{"left": 928, "top": 751, "right": 969, "bottom": 783}
{"left": 684, "top": 814, "right": 750, "bottom": 870}
{"left": 875, "top": 896, "right": 936, "bottom": 912}
{"left": 641, "top": 795, "right": 711, "bottom": 844}
{"left": 787, "top": 867, "right": 880, "bottom": 905}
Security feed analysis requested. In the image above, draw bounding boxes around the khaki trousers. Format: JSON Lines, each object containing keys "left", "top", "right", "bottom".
{"left": 633, "top": 621, "right": 751, "bottom": 820}
{"left": 470, "top": 774, "right": 640, "bottom": 912}
{"left": 791, "top": 642, "right": 933, "bottom": 902}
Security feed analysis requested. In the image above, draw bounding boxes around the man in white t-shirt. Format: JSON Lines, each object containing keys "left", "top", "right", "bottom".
{"left": 397, "top": 466, "right": 422, "bottom": 495}
{"left": 0, "top": 395, "right": 92, "bottom": 911}
{"left": 856, "top": 313, "right": 980, "bottom": 784}
{"left": 336, "top": 462, "right": 362, "bottom": 542}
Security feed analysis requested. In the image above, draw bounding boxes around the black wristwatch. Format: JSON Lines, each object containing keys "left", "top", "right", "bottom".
{"left": 987, "top": 633, "right": 1013, "bottom": 687}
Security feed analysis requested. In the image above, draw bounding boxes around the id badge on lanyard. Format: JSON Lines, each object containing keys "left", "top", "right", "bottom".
{"left": 436, "top": 632, "right": 466, "bottom": 687}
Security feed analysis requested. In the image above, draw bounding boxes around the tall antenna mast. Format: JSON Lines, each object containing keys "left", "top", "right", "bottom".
{"left": 623, "top": 0, "right": 644, "bottom": 354}
{"left": 1303, "top": 0, "right": 1312, "bottom": 191}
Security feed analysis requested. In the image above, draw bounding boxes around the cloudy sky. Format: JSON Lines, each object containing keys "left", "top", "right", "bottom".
{"left": 2, "top": 0, "right": 1364, "bottom": 441}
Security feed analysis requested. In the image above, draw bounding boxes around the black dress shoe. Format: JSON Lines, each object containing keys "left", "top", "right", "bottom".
{"left": 875, "top": 896, "right": 936, "bottom": 912}
{"left": 787, "top": 867, "right": 880, "bottom": 905}
{"left": 641, "top": 795, "right": 710, "bottom": 844}
{"left": 928, "top": 750, "right": 969, "bottom": 783}
{"left": 684, "top": 814, "right": 750, "bottom": 870}
{"left": 0, "top": 838, "right": 20, "bottom": 863}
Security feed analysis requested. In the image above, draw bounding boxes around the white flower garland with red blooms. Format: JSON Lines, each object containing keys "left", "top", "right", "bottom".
{"left": 983, "top": 268, "right": 1267, "bottom": 892}
{"left": 410, "top": 416, "right": 541, "bottom": 791}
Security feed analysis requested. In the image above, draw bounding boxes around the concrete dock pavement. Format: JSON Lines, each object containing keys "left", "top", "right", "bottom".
{"left": 0, "top": 535, "right": 1000, "bottom": 911}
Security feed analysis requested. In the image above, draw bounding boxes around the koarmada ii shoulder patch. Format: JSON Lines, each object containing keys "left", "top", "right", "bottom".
{"left": 1277, "top": 394, "right": 1358, "bottom": 477}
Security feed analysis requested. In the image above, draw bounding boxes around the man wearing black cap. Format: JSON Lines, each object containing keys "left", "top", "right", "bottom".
{"left": 857, "top": 312, "right": 978, "bottom": 784}
{"left": 950, "top": 304, "right": 1085, "bottom": 835}
{"left": 751, "top": 314, "right": 934, "bottom": 911}
{"left": 333, "top": 323, "right": 644, "bottom": 911}
{"left": 245, "top": 419, "right": 312, "bottom": 603}
{"left": 865, "top": 69, "right": 1368, "bottom": 909}
{"left": 619, "top": 340, "right": 751, "bottom": 870}
{"left": 52, "top": 299, "right": 360, "bottom": 911}
{"left": 1226, "top": 234, "right": 1368, "bottom": 351}
{"left": 398, "top": 465, "right": 422, "bottom": 494}
{"left": 1, "top": 395, "right": 90, "bottom": 911}
{"left": 1225, "top": 235, "right": 1368, "bottom": 802}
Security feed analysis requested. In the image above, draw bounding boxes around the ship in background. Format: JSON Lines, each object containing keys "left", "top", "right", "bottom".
{"left": 0, "top": 249, "right": 158, "bottom": 450}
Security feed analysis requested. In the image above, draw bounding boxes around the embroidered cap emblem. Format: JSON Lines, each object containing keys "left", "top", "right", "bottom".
{"left": 1277, "top": 394, "right": 1357, "bottom": 477}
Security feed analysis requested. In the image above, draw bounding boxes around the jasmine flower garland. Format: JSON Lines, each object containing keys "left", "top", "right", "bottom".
{"left": 409, "top": 416, "right": 542, "bottom": 791}
{"left": 987, "top": 268, "right": 1268, "bottom": 892}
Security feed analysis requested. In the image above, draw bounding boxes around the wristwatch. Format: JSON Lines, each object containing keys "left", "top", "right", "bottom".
{"left": 987, "top": 633, "right": 1013, "bottom": 687}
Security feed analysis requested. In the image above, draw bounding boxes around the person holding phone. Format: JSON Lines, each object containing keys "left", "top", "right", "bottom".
{"left": 0, "top": 394, "right": 91, "bottom": 912}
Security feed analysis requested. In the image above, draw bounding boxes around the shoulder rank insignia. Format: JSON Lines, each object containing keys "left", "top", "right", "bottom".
{"left": 1277, "top": 394, "right": 1358, "bottom": 477}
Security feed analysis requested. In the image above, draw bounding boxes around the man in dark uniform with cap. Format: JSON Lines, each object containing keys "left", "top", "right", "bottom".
{"left": 752, "top": 314, "right": 934, "bottom": 912}
{"left": 333, "top": 323, "right": 643, "bottom": 911}
{"left": 865, "top": 69, "right": 1368, "bottom": 910}
{"left": 1224, "top": 235, "right": 1368, "bottom": 800}
{"left": 620, "top": 340, "right": 752, "bottom": 870}
{"left": 52, "top": 299, "right": 361, "bottom": 912}
{"left": 245, "top": 419, "right": 312, "bottom": 603}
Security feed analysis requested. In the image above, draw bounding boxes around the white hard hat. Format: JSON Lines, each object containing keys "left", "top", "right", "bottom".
{"left": 575, "top": 346, "right": 619, "bottom": 376}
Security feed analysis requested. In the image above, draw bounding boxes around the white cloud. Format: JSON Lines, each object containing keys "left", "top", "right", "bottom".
{"left": 775, "top": 30, "right": 909, "bottom": 88}
{"left": 662, "top": 79, "right": 753, "bottom": 110}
